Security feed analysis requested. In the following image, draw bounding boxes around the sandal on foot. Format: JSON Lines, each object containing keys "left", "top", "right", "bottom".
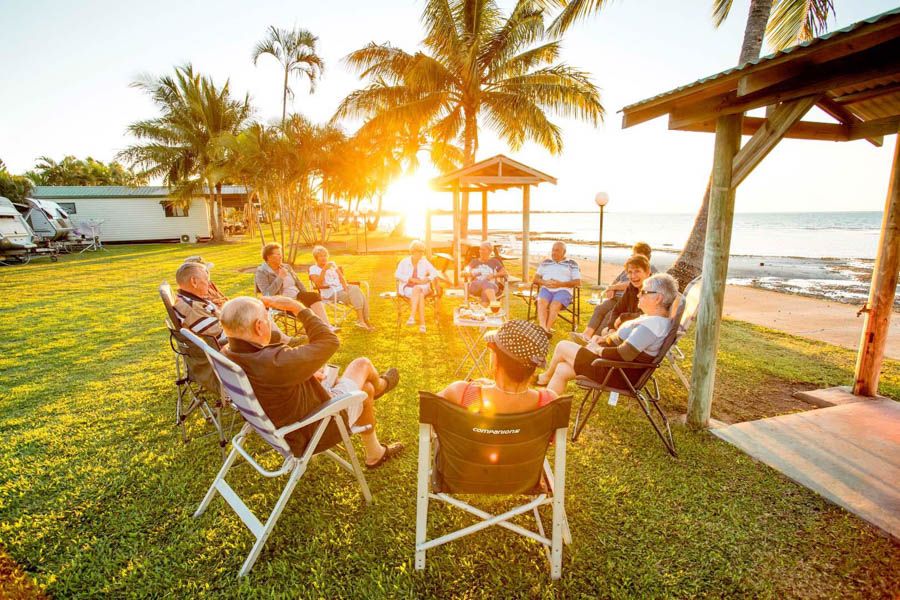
{"left": 366, "top": 442, "right": 405, "bottom": 469}
{"left": 374, "top": 367, "right": 399, "bottom": 399}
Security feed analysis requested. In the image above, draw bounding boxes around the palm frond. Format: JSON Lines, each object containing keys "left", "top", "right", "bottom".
{"left": 711, "top": 0, "right": 735, "bottom": 28}
{"left": 545, "top": 0, "right": 616, "bottom": 37}
{"left": 766, "top": 0, "right": 835, "bottom": 51}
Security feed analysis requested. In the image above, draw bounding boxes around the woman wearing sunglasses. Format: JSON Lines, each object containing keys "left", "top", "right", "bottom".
{"left": 536, "top": 273, "right": 679, "bottom": 396}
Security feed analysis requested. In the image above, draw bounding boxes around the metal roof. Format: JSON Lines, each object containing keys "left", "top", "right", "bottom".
{"left": 620, "top": 7, "right": 900, "bottom": 135}
{"left": 430, "top": 154, "right": 557, "bottom": 193}
{"left": 31, "top": 185, "right": 249, "bottom": 199}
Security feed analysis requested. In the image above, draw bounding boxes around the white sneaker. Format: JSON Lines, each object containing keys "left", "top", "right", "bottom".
{"left": 406, "top": 318, "right": 416, "bottom": 326}
{"left": 419, "top": 325, "right": 426, "bottom": 334}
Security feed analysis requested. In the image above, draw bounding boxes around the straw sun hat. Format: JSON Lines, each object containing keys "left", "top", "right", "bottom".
{"left": 484, "top": 320, "right": 549, "bottom": 368}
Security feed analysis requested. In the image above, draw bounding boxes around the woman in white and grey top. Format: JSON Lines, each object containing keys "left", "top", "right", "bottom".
{"left": 309, "top": 245, "right": 374, "bottom": 331}
{"left": 537, "top": 273, "right": 678, "bottom": 396}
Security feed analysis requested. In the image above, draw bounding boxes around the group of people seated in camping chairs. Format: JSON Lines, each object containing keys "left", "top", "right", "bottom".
{"left": 173, "top": 255, "right": 402, "bottom": 469}
{"left": 165, "top": 236, "right": 683, "bottom": 577}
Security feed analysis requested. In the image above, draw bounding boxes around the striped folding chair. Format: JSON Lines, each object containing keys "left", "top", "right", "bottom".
{"left": 180, "top": 328, "right": 372, "bottom": 577}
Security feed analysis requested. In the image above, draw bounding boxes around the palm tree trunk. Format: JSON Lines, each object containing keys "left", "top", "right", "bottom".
{"left": 206, "top": 196, "right": 218, "bottom": 241}
{"left": 372, "top": 192, "right": 384, "bottom": 229}
{"left": 215, "top": 182, "right": 225, "bottom": 240}
{"left": 459, "top": 110, "right": 478, "bottom": 240}
{"left": 282, "top": 67, "right": 289, "bottom": 127}
{"left": 667, "top": 0, "right": 773, "bottom": 290}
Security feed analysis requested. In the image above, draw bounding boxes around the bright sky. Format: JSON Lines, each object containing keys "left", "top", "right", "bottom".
{"left": 1, "top": 0, "right": 897, "bottom": 218}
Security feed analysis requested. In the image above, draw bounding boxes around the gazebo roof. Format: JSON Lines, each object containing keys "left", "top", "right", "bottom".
{"left": 620, "top": 7, "right": 900, "bottom": 147}
{"left": 430, "top": 154, "right": 557, "bottom": 193}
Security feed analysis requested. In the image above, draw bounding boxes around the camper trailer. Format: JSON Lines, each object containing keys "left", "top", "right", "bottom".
{"left": 20, "top": 198, "right": 76, "bottom": 242}
{"left": 0, "top": 196, "right": 42, "bottom": 264}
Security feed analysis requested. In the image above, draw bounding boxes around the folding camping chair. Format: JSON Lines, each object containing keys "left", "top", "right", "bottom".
{"left": 181, "top": 328, "right": 373, "bottom": 577}
{"left": 308, "top": 272, "right": 370, "bottom": 325}
{"left": 381, "top": 267, "right": 445, "bottom": 327}
{"left": 158, "top": 282, "right": 231, "bottom": 456}
{"left": 570, "top": 295, "right": 687, "bottom": 456}
{"left": 665, "top": 276, "right": 702, "bottom": 390}
{"left": 254, "top": 282, "right": 303, "bottom": 337}
{"left": 514, "top": 282, "right": 582, "bottom": 331}
{"left": 415, "top": 392, "right": 573, "bottom": 580}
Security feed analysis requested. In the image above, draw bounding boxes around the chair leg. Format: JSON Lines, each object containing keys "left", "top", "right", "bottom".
{"left": 571, "top": 388, "right": 601, "bottom": 442}
{"left": 415, "top": 423, "right": 432, "bottom": 571}
{"left": 194, "top": 431, "right": 244, "bottom": 518}
{"left": 335, "top": 415, "right": 372, "bottom": 504}
{"left": 238, "top": 460, "right": 306, "bottom": 577}
{"left": 635, "top": 391, "right": 677, "bottom": 457}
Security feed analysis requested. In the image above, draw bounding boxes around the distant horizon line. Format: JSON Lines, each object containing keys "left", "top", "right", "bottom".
{"left": 393, "top": 209, "right": 883, "bottom": 216}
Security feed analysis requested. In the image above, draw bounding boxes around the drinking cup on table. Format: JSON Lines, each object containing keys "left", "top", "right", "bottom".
{"left": 489, "top": 301, "right": 501, "bottom": 314}
{"left": 323, "top": 364, "right": 339, "bottom": 389}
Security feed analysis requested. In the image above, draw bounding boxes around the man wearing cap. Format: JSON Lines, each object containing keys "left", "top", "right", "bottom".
{"left": 439, "top": 320, "right": 556, "bottom": 414}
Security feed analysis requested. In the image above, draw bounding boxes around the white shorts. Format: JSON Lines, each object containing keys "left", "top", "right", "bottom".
{"left": 329, "top": 376, "right": 364, "bottom": 425}
{"left": 399, "top": 282, "right": 432, "bottom": 299}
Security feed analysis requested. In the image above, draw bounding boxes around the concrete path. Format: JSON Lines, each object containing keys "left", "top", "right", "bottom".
{"left": 712, "top": 399, "right": 900, "bottom": 542}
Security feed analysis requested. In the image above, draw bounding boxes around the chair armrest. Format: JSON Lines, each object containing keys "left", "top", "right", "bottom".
{"left": 276, "top": 390, "right": 368, "bottom": 436}
{"left": 589, "top": 357, "right": 652, "bottom": 370}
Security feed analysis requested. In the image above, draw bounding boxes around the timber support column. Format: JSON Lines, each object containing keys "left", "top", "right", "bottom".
{"left": 481, "top": 191, "right": 489, "bottom": 241}
{"left": 453, "top": 186, "right": 461, "bottom": 285}
{"left": 854, "top": 131, "right": 900, "bottom": 396}
{"left": 522, "top": 185, "right": 531, "bottom": 281}
{"left": 425, "top": 208, "right": 432, "bottom": 258}
{"left": 688, "top": 114, "right": 742, "bottom": 430}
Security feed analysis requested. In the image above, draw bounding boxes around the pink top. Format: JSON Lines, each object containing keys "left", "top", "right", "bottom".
{"left": 458, "top": 381, "right": 555, "bottom": 412}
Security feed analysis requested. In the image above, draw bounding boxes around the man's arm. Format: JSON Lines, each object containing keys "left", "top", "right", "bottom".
{"left": 268, "top": 302, "right": 340, "bottom": 384}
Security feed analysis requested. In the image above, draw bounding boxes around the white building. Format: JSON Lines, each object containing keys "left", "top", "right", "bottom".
{"left": 30, "top": 186, "right": 247, "bottom": 243}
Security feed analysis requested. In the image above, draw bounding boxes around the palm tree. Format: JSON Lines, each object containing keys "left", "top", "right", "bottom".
{"left": 540, "top": 0, "right": 836, "bottom": 288}
{"left": 120, "top": 64, "right": 251, "bottom": 241}
{"left": 335, "top": 0, "right": 604, "bottom": 237}
{"left": 252, "top": 26, "right": 325, "bottom": 126}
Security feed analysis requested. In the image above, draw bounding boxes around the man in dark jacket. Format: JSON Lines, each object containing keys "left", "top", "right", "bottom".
{"left": 220, "top": 295, "right": 403, "bottom": 469}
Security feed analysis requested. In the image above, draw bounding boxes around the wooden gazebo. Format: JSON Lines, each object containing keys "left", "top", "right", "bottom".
{"left": 621, "top": 8, "right": 900, "bottom": 428}
{"left": 429, "top": 155, "right": 557, "bottom": 281}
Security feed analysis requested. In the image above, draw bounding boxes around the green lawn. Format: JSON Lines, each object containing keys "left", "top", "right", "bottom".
{"left": 1, "top": 240, "right": 898, "bottom": 598}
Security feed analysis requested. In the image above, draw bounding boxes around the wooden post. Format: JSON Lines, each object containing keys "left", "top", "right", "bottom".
{"left": 425, "top": 207, "right": 432, "bottom": 258}
{"left": 453, "top": 186, "right": 461, "bottom": 286}
{"left": 687, "top": 114, "right": 743, "bottom": 430}
{"left": 854, "top": 131, "right": 900, "bottom": 396}
{"left": 481, "top": 191, "right": 488, "bottom": 241}
{"left": 522, "top": 185, "right": 531, "bottom": 281}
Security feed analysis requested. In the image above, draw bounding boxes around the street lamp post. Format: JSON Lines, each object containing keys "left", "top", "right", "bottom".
{"left": 360, "top": 204, "right": 370, "bottom": 255}
{"left": 594, "top": 192, "right": 610, "bottom": 284}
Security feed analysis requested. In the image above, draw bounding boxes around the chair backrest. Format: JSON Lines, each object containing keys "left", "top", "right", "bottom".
{"left": 159, "top": 281, "right": 182, "bottom": 328}
{"left": 677, "top": 276, "right": 702, "bottom": 337}
{"left": 419, "top": 392, "right": 572, "bottom": 495}
{"left": 180, "top": 328, "right": 294, "bottom": 459}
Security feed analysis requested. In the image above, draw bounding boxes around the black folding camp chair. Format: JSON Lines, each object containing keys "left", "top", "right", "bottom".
{"left": 571, "top": 296, "right": 687, "bottom": 457}
{"left": 514, "top": 282, "right": 581, "bottom": 331}
{"left": 415, "top": 392, "right": 573, "bottom": 580}
{"left": 159, "top": 281, "right": 231, "bottom": 456}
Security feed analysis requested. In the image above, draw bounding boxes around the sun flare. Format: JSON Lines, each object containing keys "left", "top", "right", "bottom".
{"left": 383, "top": 170, "right": 445, "bottom": 239}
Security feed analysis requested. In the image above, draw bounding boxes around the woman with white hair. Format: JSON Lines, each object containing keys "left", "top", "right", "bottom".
{"left": 309, "top": 245, "right": 374, "bottom": 331}
{"left": 394, "top": 239, "right": 439, "bottom": 333}
{"left": 536, "top": 273, "right": 679, "bottom": 396}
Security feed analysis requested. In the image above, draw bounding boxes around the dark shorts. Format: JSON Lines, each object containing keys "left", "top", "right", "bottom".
{"left": 574, "top": 347, "right": 654, "bottom": 391}
{"left": 297, "top": 291, "right": 322, "bottom": 306}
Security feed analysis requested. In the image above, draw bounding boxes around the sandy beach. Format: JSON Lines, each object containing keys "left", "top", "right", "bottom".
{"left": 568, "top": 255, "right": 900, "bottom": 361}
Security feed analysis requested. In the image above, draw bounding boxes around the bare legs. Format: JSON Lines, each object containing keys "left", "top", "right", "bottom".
{"left": 536, "top": 298, "right": 565, "bottom": 332}
{"left": 340, "top": 357, "right": 390, "bottom": 463}
{"left": 406, "top": 284, "right": 429, "bottom": 330}
{"left": 308, "top": 301, "right": 331, "bottom": 327}
{"left": 536, "top": 340, "right": 581, "bottom": 396}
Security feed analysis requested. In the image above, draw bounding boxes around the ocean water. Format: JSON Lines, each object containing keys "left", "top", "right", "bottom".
{"left": 414, "top": 211, "right": 883, "bottom": 260}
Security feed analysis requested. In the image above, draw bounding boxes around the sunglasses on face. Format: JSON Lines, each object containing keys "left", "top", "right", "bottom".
{"left": 639, "top": 290, "right": 658, "bottom": 297}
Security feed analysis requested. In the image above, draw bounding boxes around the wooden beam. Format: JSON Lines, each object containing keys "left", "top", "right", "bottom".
{"left": 687, "top": 113, "right": 742, "bottom": 430}
{"left": 459, "top": 176, "right": 548, "bottom": 185}
{"left": 818, "top": 97, "right": 883, "bottom": 147}
{"left": 425, "top": 207, "right": 432, "bottom": 257}
{"left": 731, "top": 96, "right": 819, "bottom": 188}
{"left": 854, "top": 130, "right": 900, "bottom": 396}
{"left": 669, "top": 42, "right": 900, "bottom": 131}
{"left": 522, "top": 185, "right": 531, "bottom": 281}
{"left": 481, "top": 191, "right": 488, "bottom": 241}
{"left": 834, "top": 81, "right": 900, "bottom": 105}
{"left": 848, "top": 116, "right": 900, "bottom": 142}
{"left": 675, "top": 115, "right": 850, "bottom": 141}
